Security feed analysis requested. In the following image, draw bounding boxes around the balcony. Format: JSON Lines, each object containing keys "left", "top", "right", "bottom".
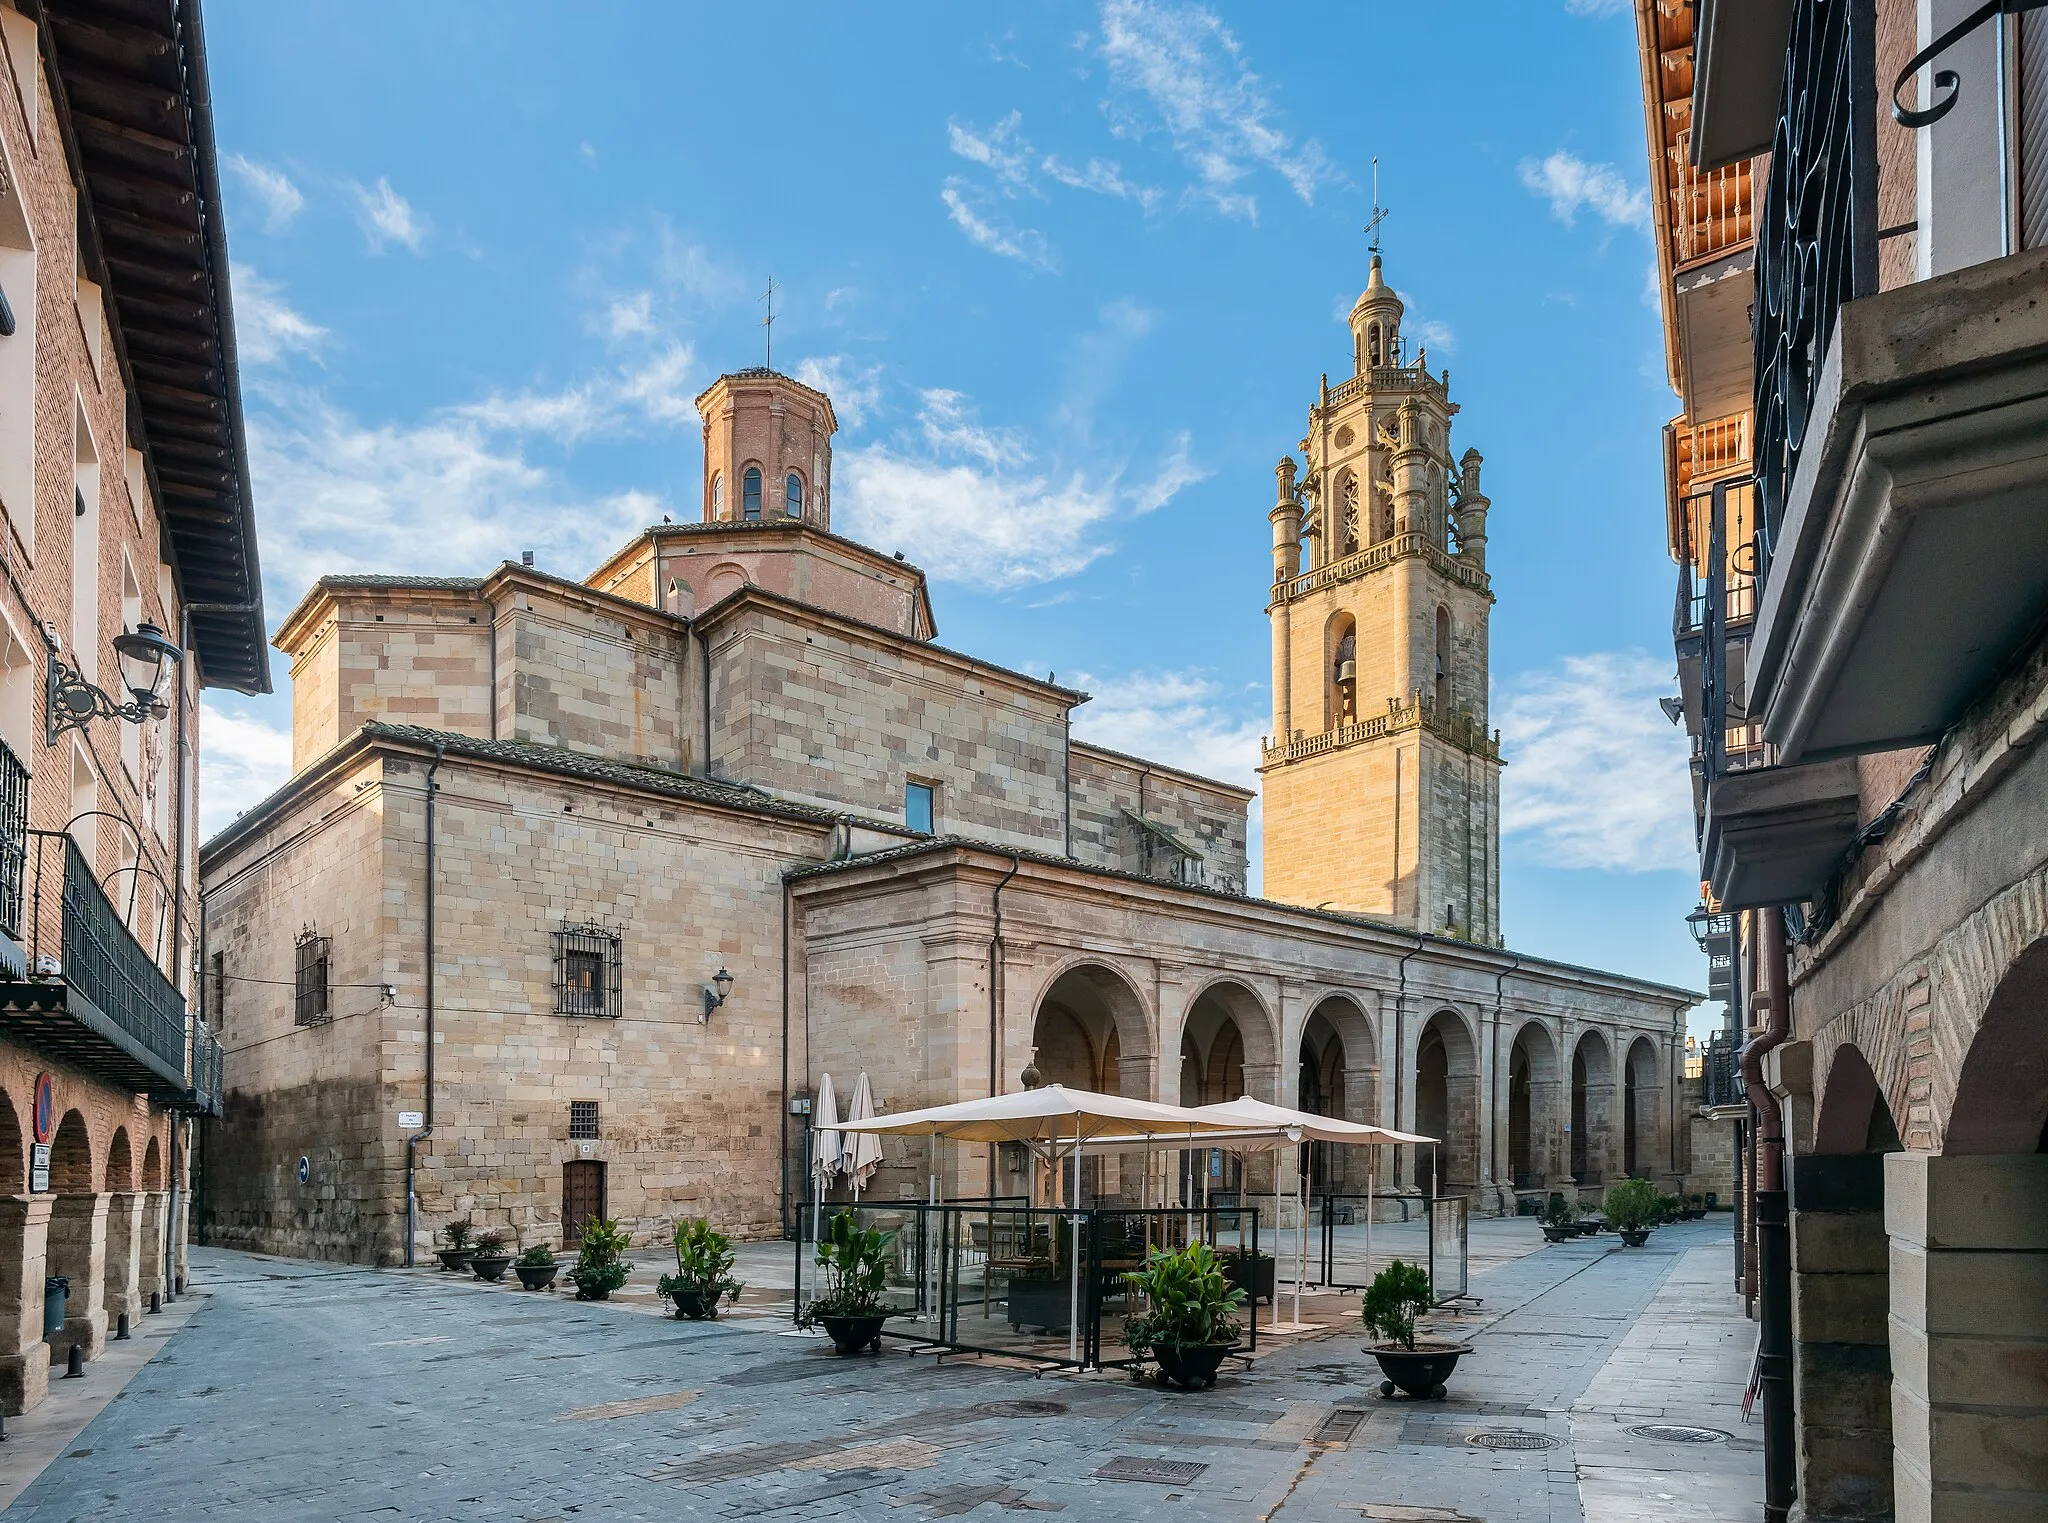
{"left": 1750, "top": 245, "right": 2048, "bottom": 764}
{"left": 0, "top": 831, "right": 191, "bottom": 1096}
{"left": 1703, "top": 757, "right": 1862, "bottom": 911}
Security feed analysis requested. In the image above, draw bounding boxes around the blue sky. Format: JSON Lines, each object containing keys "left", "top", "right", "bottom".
{"left": 198, "top": 0, "right": 1713, "bottom": 1028}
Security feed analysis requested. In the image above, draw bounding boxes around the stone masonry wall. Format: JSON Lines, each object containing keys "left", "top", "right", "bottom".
{"left": 501, "top": 585, "right": 693, "bottom": 772}
{"left": 1068, "top": 744, "right": 1250, "bottom": 890}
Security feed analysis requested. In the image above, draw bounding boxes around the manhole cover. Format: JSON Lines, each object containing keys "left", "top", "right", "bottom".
{"left": 972, "top": 1399, "right": 1069, "bottom": 1419}
{"left": 1312, "top": 1409, "right": 1368, "bottom": 1444}
{"left": 1466, "top": 1430, "right": 1562, "bottom": 1451}
{"left": 1094, "top": 1457, "right": 1209, "bottom": 1485}
{"left": 1628, "top": 1423, "right": 1730, "bottom": 1444}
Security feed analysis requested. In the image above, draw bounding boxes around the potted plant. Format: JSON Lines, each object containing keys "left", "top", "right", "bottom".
{"left": 1576, "top": 1207, "right": 1603, "bottom": 1236}
{"left": 513, "top": 1243, "right": 560, "bottom": 1291}
{"left": 1124, "top": 1241, "right": 1247, "bottom": 1390}
{"left": 1603, "top": 1179, "right": 1659, "bottom": 1247}
{"left": 1221, "top": 1246, "right": 1276, "bottom": 1306}
{"left": 1685, "top": 1193, "right": 1708, "bottom": 1220}
{"left": 1363, "top": 1259, "right": 1469, "bottom": 1399}
{"left": 569, "top": 1217, "right": 632, "bottom": 1300}
{"left": 1652, "top": 1192, "right": 1683, "bottom": 1226}
{"left": 657, "top": 1219, "right": 743, "bottom": 1320}
{"left": 437, "top": 1219, "right": 476, "bottom": 1273}
{"left": 469, "top": 1229, "right": 514, "bottom": 1282}
{"left": 1538, "top": 1196, "right": 1576, "bottom": 1244}
{"left": 799, "top": 1210, "right": 894, "bottom": 1353}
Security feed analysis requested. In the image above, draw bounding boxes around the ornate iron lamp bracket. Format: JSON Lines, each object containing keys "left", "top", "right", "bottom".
{"left": 1893, "top": 0, "right": 2048, "bottom": 128}
{"left": 44, "top": 642, "right": 164, "bottom": 745}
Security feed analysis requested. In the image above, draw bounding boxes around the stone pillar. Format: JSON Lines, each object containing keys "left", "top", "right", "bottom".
{"left": 1530, "top": 1073, "right": 1563, "bottom": 1187}
{"left": 0, "top": 1196, "right": 52, "bottom": 1415}
{"left": 1886, "top": 1151, "right": 2048, "bottom": 1523}
{"left": 46, "top": 1193, "right": 109, "bottom": 1364}
{"left": 1790, "top": 1153, "right": 1894, "bottom": 1523}
{"left": 1583, "top": 1063, "right": 1616, "bottom": 1187}
{"left": 137, "top": 1190, "right": 168, "bottom": 1306}
{"left": 102, "top": 1192, "right": 143, "bottom": 1329}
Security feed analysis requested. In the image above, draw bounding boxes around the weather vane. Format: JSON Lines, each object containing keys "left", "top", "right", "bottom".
{"left": 1364, "top": 157, "right": 1390, "bottom": 256}
{"left": 761, "top": 277, "right": 776, "bottom": 370}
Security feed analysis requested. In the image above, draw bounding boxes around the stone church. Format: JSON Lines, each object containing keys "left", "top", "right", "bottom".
{"left": 197, "top": 263, "right": 1694, "bottom": 1264}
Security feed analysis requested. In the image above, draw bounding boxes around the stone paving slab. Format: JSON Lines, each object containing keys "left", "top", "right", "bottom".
{"left": 0, "top": 1220, "right": 1762, "bottom": 1522}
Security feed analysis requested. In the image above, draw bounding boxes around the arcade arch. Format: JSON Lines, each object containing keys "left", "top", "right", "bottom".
{"left": 1570, "top": 1029, "right": 1614, "bottom": 1184}
{"left": 1415, "top": 1009, "right": 1478, "bottom": 1198}
{"left": 1507, "top": 1020, "right": 1560, "bottom": 1191}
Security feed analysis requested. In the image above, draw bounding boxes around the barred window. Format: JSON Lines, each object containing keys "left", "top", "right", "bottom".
{"left": 569, "top": 1100, "right": 600, "bottom": 1139}
{"left": 294, "top": 928, "right": 331, "bottom": 1026}
{"left": 552, "top": 922, "right": 622, "bottom": 1018}
{"left": 209, "top": 949, "right": 226, "bottom": 1024}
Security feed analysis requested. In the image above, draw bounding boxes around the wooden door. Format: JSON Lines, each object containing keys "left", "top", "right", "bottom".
{"left": 563, "top": 1161, "right": 605, "bottom": 1245}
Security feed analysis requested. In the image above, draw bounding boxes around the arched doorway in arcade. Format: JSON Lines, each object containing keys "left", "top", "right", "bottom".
{"left": 1414, "top": 1011, "right": 1477, "bottom": 1199}
{"left": 1623, "top": 1036, "right": 1661, "bottom": 1178}
{"left": 1177, "top": 980, "right": 1277, "bottom": 1206}
{"left": 1030, "top": 963, "right": 1149, "bottom": 1205}
{"left": 1507, "top": 1022, "right": 1560, "bottom": 1193}
{"left": 1570, "top": 1030, "right": 1614, "bottom": 1184}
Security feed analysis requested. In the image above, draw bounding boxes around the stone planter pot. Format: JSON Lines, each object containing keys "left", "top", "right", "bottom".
{"left": 470, "top": 1254, "right": 512, "bottom": 1283}
{"left": 1223, "top": 1254, "right": 1276, "bottom": 1305}
{"left": 1368, "top": 1341, "right": 1472, "bottom": 1399}
{"left": 819, "top": 1312, "right": 888, "bottom": 1354}
{"left": 1151, "top": 1342, "right": 1237, "bottom": 1390}
{"left": 1618, "top": 1228, "right": 1652, "bottom": 1247}
{"left": 1540, "top": 1225, "right": 1573, "bottom": 1244}
{"left": 514, "top": 1263, "right": 559, "bottom": 1291}
{"left": 1006, "top": 1277, "right": 1071, "bottom": 1334}
{"left": 437, "top": 1249, "right": 474, "bottom": 1273}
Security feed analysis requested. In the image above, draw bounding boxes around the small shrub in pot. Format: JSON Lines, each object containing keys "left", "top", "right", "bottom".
{"left": 798, "top": 1211, "right": 894, "bottom": 1353}
{"left": 569, "top": 1217, "right": 632, "bottom": 1300}
{"left": 437, "top": 1219, "right": 475, "bottom": 1272}
{"left": 469, "top": 1229, "right": 514, "bottom": 1282}
{"left": 657, "top": 1219, "right": 743, "bottom": 1320}
{"left": 1602, "top": 1179, "right": 1660, "bottom": 1246}
{"left": 1124, "top": 1241, "right": 1246, "bottom": 1390}
{"left": 1362, "top": 1259, "right": 1470, "bottom": 1399}
{"left": 513, "top": 1243, "right": 560, "bottom": 1291}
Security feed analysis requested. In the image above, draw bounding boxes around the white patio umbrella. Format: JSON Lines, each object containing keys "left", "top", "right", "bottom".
{"left": 1190, "top": 1097, "right": 1434, "bottom": 1330}
{"left": 844, "top": 1071, "right": 883, "bottom": 1200}
{"left": 810, "top": 1073, "right": 842, "bottom": 1245}
{"left": 829, "top": 1084, "right": 1252, "bottom": 1363}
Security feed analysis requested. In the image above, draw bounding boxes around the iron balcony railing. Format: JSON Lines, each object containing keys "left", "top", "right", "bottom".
{"left": 0, "top": 737, "right": 25, "bottom": 946}
{"left": 22, "top": 830, "right": 188, "bottom": 1086}
{"left": 184, "top": 1017, "right": 223, "bottom": 1116}
{"left": 1701, "top": 1032, "right": 1745, "bottom": 1109}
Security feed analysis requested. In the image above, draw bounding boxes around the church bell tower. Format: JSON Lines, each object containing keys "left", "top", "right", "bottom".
{"left": 1260, "top": 253, "right": 1502, "bottom": 941}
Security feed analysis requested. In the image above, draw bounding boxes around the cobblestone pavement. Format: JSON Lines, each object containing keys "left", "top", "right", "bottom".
{"left": 2, "top": 1220, "right": 1759, "bottom": 1522}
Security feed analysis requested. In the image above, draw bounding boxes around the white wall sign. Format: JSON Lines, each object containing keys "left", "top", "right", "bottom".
{"left": 29, "top": 1142, "right": 48, "bottom": 1193}
{"left": 578, "top": 1141, "right": 594, "bottom": 1158}
{"left": 398, "top": 1111, "right": 424, "bottom": 1130}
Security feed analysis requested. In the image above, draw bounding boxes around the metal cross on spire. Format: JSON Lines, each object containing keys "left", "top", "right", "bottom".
{"left": 1364, "top": 157, "right": 1390, "bottom": 256}
{"left": 761, "top": 277, "right": 776, "bottom": 370}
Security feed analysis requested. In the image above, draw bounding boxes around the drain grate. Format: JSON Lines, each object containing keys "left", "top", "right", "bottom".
{"left": 1628, "top": 1423, "right": 1730, "bottom": 1444}
{"left": 972, "top": 1399, "right": 1069, "bottom": 1419}
{"left": 1466, "top": 1430, "right": 1562, "bottom": 1451}
{"left": 1094, "top": 1457, "right": 1210, "bottom": 1485}
{"left": 1312, "top": 1409, "right": 1368, "bottom": 1444}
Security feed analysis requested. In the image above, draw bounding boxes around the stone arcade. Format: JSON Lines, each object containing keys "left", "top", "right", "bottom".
{"left": 199, "top": 269, "right": 1693, "bottom": 1264}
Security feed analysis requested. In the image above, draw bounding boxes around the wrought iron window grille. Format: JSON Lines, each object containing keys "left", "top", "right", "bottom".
{"left": 552, "top": 921, "right": 623, "bottom": 1018}
{"left": 1892, "top": 0, "right": 2048, "bottom": 129}
{"left": 294, "top": 926, "right": 331, "bottom": 1026}
{"left": 569, "top": 1100, "right": 600, "bottom": 1140}
{"left": 0, "top": 737, "right": 26, "bottom": 942}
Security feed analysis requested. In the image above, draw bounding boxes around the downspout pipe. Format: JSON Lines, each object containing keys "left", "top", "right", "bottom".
{"left": 779, "top": 878, "right": 792, "bottom": 1238}
{"left": 1490, "top": 951, "right": 1519, "bottom": 1211}
{"left": 1744, "top": 907, "right": 1795, "bottom": 1523}
{"left": 1393, "top": 934, "right": 1424, "bottom": 1190}
{"left": 403, "top": 743, "right": 444, "bottom": 1268}
{"left": 986, "top": 854, "right": 1020, "bottom": 1200}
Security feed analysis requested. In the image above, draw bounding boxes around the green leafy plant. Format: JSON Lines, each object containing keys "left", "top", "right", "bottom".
{"left": 441, "top": 1219, "right": 474, "bottom": 1251}
{"left": 1652, "top": 1192, "right": 1682, "bottom": 1223}
{"left": 1602, "top": 1178, "right": 1660, "bottom": 1233}
{"left": 1361, "top": 1259, "right": 1434, "bottom": 1349}
{"left": 472, "top": 1229, "right": 512, "bottom": 1257}
{"left": 1539, "top": 1195, "right": 1575, "bottom": 1229}
{"left": 799, "top": 1210, "right": 894, "bottom": 1324}
{"left": 657, "top": 1218, "right": 743, "bottom": 1318}
{"left": 1123, "top": 1241, "right": 1246, "bottom": 1358}
{"left": 570, "top": 1217, "right": 632, "bottom": 1299}
{"left": 515, "top": 1243, "right": 557, "bottom": 1267}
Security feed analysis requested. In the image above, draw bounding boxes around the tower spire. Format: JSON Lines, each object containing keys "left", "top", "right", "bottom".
{"left": 760, "top": 277, "right": 776, "bottom": 370}
{"left": 1364, "top": 157, "right": 1390, "bottom": 260}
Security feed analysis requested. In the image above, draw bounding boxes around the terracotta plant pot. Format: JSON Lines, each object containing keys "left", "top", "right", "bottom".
{"left": 437, "top": 1249, "right": 473, "bottom": 1272}
{"left": 513, "top": 1263, "right": 559, "bottom": 1291}
{"left": 470, "top": 1254, "right": 512, "bottom": 1283}
{"left": 819, "top": 1312, "right": 888, "bottom": 1353}
{"left": 1368, "top": 1341, "right": 1472, "bottom": 1399}
{"left": 1151, "top": 1342, "right": 1236, "bottom": 1390}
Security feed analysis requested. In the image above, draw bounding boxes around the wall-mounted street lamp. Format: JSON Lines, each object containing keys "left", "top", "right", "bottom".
{"left": 701, "top": 963, "right": 734, "bottom": 1023}
{"left": 46, "top": 623, "right": 183, "bottom": 745}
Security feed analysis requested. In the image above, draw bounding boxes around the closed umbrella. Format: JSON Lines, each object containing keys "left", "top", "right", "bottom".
{"left": 811, "top": 1073, "right": 842, "bottom": 1245}
{"left": 844, "top": 1072, "right": 883, "bottom": 1200}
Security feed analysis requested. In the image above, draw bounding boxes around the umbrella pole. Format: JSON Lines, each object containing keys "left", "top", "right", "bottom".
{"left": 1365, "top": 1144, "right": 1376, "bottom": 1286}
{"left": 1069, "top": 1133, "right": 1081, "bottom": 1366}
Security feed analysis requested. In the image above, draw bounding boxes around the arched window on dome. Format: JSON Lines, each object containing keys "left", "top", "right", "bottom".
{"left": 1367, "top": 323, "right": 1382, "bottom": 367}
{"left": 710, "top": 473, "right": 723, "bottom": 519}
{"left": 742, "top": 467, "right": 762, "bottom": 521}
{"left": 785, "top": 472, "right": 804, "bottom": 518}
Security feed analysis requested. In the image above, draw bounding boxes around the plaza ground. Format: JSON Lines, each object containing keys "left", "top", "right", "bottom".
{"left": 0, "top": 1217, "right": 1759, "bottom": 1521}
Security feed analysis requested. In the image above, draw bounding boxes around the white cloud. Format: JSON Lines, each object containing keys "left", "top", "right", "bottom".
{"left": 198, "top": 701, "right": 294, "bottom": 840}
{"left": 232, "top": 265, "right": 326, "bottom": 367}
{"left": 604, "top": 292, "right": 655, "bottom": 340}
{"left": 353, "top": 176, "right": 427, "bottom": 254}
{"left": 1127, "top": 431, "right": 1208, "bottom": 514}
{"left": 948, "top": 112, "right": 1037, "bottom": 194}
{"left": 794, "top": 354, "right": 883, "bottom": 430}
{"left": 455, "top": 342, "right": 697, "bottom": 442}
{"left": 1068, "top": 668, "right": 1264, "bottom": 794}
{"left": 941, "top": 180, "right": 1055, "bottom": 269}
{"left": 1498, "top": 651, "right": 1695, "bottom": 873}
{"left": 1564, "top": 0, "right": 1631, "bottom": 14}
{"left": 1518, "top": 150, "right": 1650, "bottom": 231}
{"left": 245, "top": 389, "right": 658, "bottom": 598}
{"left": 1098, "top": 0, "right": 1333, "bottom": 220}
{"left": 837, "top": 389, "right": 1200, "bottom": 590}
{"left": 223, "top": 153, "right": 304, "bottom": 232}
